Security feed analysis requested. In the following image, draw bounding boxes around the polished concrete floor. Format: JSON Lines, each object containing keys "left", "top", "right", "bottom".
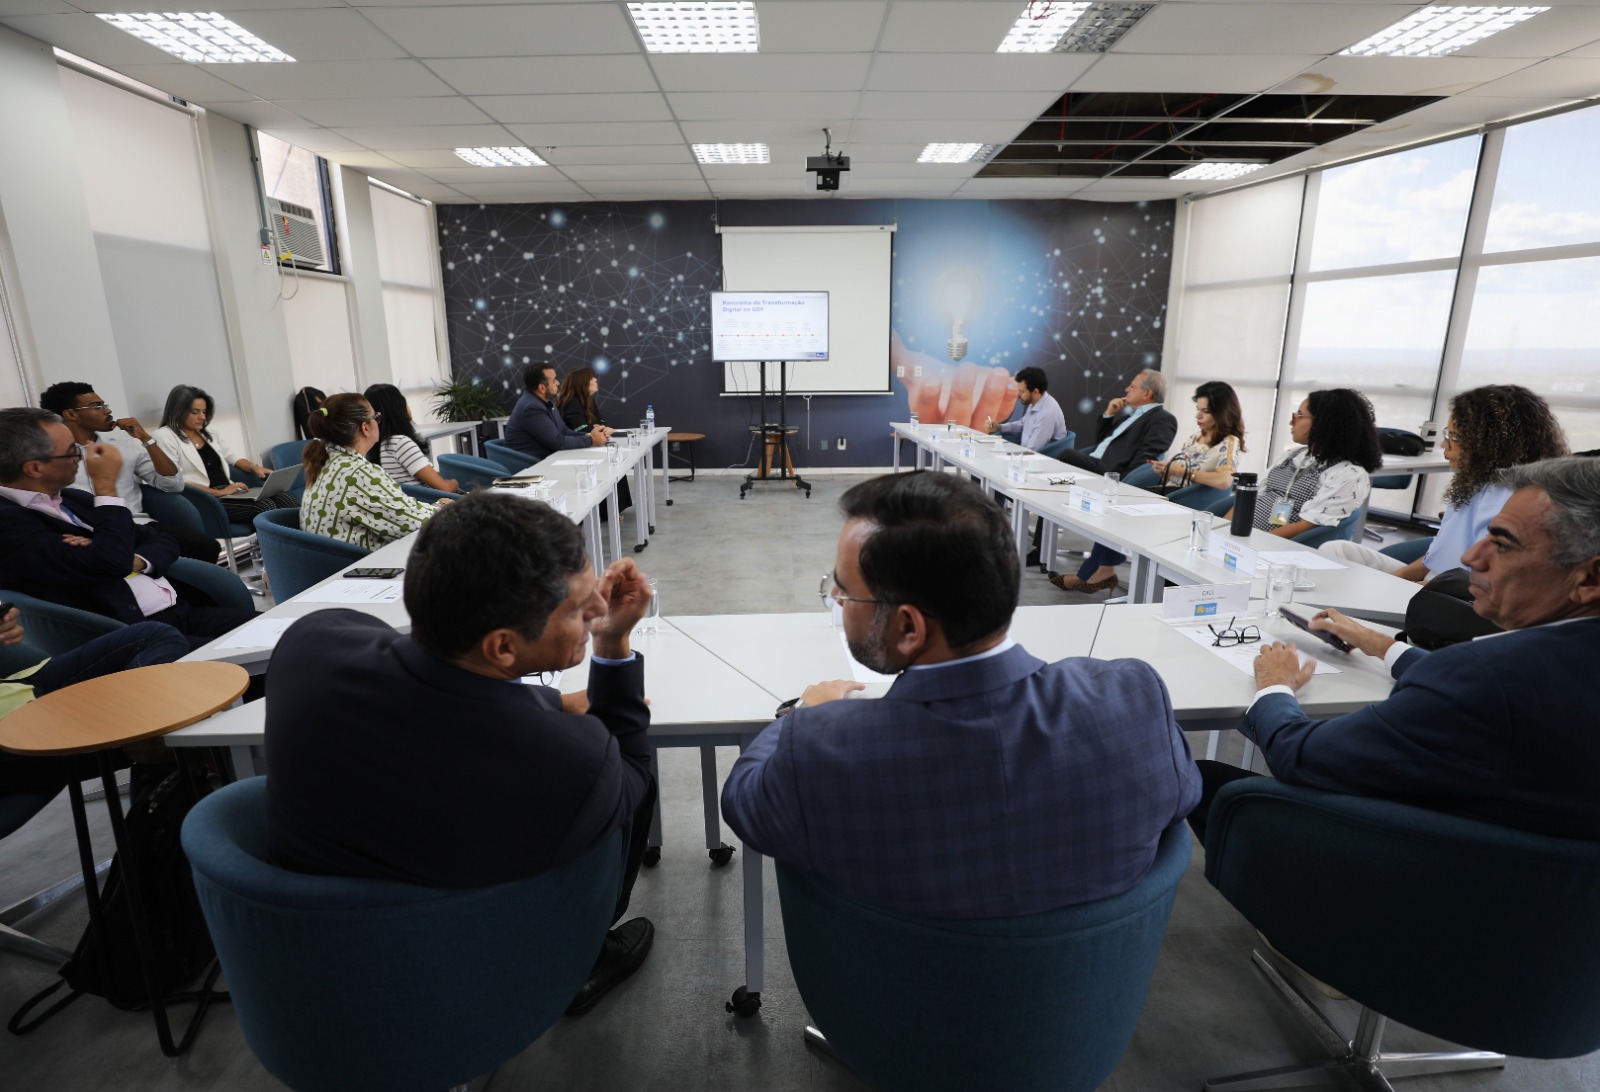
{"left": 2, "top": 471, "right": 1595, "bottom": 1090}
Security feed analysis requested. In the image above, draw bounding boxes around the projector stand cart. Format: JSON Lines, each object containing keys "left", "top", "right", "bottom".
{"left": 740, "top": 360, "right": 811, "bottom": 500}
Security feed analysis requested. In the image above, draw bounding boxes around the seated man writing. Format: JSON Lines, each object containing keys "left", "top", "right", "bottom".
{"left": 264, "top": 491, "right": 657, "bottom": 1015}
{"left": 720, "top": 471, "right": 1200, "bottom": 918}
{"left": 1191, "top": 455, "right": 1600, "bottom": 841}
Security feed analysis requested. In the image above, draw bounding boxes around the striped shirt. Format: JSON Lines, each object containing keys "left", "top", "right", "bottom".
{"left": 302, "top": 444, "right": 437, "bottom": 551}
{"left": 377, "top": 435, "right": 431, "bottom": 486}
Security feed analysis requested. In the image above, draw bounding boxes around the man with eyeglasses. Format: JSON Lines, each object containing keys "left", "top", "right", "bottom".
{"left": 39, "top": 381, "right": 220, "bottom": 563}
{"left": 0, "top": 407, "right": 254, "bottom": 650}
{"left": 721, "top": 471, "right": 1200, "bottom": 918}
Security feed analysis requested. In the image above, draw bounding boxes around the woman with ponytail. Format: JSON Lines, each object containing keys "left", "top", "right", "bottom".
{"left": 301, "top": 393, "right": 446, "bottom": 550}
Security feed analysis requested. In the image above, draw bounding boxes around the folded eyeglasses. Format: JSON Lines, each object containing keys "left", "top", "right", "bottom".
{"left": 1209, "top": 616, "right": 1262, "bottom": 648}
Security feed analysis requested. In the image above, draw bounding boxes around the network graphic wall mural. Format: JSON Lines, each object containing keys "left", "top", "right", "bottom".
{"left": 439, "top": 198, "right": 1174, "bottom": 469}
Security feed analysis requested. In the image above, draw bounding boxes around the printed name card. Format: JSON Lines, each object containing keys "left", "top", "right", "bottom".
{"left": 1068, "top": 486, "right": 1106, "bottom": 515}
{"left": 1007, "top": 456, "right": 1026, "bottom": 484}
{"left": 1162, "top": 581, "right": 1252, "bottom": 622}
{"left": 960, "top": 437, "right": 976, "bottom": 459}
{"left": 1207, "top": 535, "right": 1259, "bottom": 576}
{"left": 551, "top": 494, "right": 569, "bottom": 516}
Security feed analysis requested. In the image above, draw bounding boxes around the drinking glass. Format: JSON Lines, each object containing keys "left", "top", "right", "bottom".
{"left": 1189, "top": 510, "right": 1211, "bottom": 552}
{"left": 908, "top": 412, "right": 920, "bottom": 432}
{"left": 639, "top": 577, "right": 661, "bottom": 635}
{"left": 1104, "top": 471, "right": 1121, "bottom": 502}
{"left": 1266, "top": 563, "right": 1296, "bottom": 618}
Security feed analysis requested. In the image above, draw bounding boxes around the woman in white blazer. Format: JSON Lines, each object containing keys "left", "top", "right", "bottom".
{"left": 154, "top": 385, "right": 297, "bottom": 522}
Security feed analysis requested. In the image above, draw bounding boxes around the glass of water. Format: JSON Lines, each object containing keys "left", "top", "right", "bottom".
{"left": 1266, "top": 563, "right": 1296, "bottom": 618}
{"left": 639, "top": 577, "right": 661, "bottom": 635}
{"left": 1104, "top": 471, "right": 1121, "bottom": 502}
{"left": 1189, "top": 510, "right": 1211, "bottom": 552}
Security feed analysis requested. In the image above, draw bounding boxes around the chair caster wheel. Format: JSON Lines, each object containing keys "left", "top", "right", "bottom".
{"left": 633, "top": 543, "right": 647, "bottom": 553}
{"left": 649, "top": 524, "right": 656, "bottom": 534}
{"left": 709, "top": 843, "right": 735, "bottom": 867}
{"left": 666, "top": 499, "right": 673, "bottom": 506}
{"left": 642, "top": 846, "right": 661, "bottom": 867}
{"left": 726, "top": 986, "right": 761, "bottom": 1017}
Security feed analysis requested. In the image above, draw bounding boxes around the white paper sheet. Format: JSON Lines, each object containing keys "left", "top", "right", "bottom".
{"left": 1170, "top": 620, "right": 1342, "bottom": 678}
{"left": 1256, "top": 550, "right": 1347, "bottom": 571}
{"left": 207, "top": 617, "right": 299, "bottom": 651}
{"left": 294, "top": 580, "right": 404, "bottom": 604}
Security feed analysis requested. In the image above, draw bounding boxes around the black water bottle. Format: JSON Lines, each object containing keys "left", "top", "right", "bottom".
{"left": 1229, "top": 472, "right": 1258, "bottom": 537}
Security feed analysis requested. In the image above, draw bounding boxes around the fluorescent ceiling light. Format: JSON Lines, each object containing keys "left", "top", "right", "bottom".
{"left": 693, "top": 143, "right": 769, "bottom": 164}
{"left": 997, "top": 2, "right": 1153, "bottom": 54}
{"left": 455, "top": 147, "right": 547, "bottom": 167}
{"left": 96, "top": 12, "right": 294, "bottom": 63}
{"left": 628, "top": 2, "right": 759, "bottom": 53}
{"left": 917, "top": 143, "right": 997, "bottom": 164}
{"left": 1341, "top": 6, "right": 1549, "bottom": 58}
{"left": 1171, "top": 162, "right": 1266, "bottom": 182}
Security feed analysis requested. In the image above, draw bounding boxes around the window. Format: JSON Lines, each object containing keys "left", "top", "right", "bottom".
{"left": 1457, "top": 258, "right": 1600, "bottom": 396}
{"left": 1307, "top": 137, "right": 1479, "bottom": 272}
{"left": 1483, "top": 106, "right": 1600, "bottom": 254}
{"left": 258, "top": 132, "right": 339, "bottom": 274}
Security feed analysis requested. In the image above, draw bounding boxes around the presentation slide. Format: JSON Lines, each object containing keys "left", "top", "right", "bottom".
{"left": 711, "top": 291, "right": 829, "bottom": 362}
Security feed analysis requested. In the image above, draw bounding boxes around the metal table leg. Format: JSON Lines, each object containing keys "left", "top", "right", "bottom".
{"left": 607, "top": 483, "right": 623, "bottom": 562}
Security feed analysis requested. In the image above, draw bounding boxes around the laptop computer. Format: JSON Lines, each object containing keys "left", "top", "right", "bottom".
{"left": 234, "top": 464, "right": 301, "bottom": 501}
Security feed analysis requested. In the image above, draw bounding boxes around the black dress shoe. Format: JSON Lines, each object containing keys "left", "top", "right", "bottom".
{"left": 565, "top": 917, "right": 655, "bottom": 1016}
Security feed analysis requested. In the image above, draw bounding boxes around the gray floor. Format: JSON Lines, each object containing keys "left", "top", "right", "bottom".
{"left": 2, "top": 471, "right": 1595, "bottom": 1090}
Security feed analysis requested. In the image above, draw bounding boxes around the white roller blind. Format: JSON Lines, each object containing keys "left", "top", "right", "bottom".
{"left": 371, "top": 184, "right": 445, "bottom": 395}
{"left": 282, "top": 275, "right": 359, "bottom": 396}
{"left": 719, "top": 226, "right": 893, "bottom": 395}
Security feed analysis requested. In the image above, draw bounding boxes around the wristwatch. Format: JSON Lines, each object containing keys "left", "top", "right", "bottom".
{"left": 142, "top": 437, "right": 158, "bottom": 447}
{"left": 775, "top": 697, "right": 806, "bottom": 718}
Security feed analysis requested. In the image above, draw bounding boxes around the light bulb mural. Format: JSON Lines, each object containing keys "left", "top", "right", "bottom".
{"left": 934, "top": 265, "right": 985, "bottom": 363}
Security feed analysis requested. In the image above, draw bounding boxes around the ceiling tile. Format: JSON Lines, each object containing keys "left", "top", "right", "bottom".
{"left": 1278, "top": 56, "right": 1534, "bottom": 97}
{"left": 1456, "top": 58, "right": 1600, "bottom": 100}
{"left": 559, "top": 163, "right": 705, "bottom": 181}
{"left": 504, "top": 120, "right": 685, "bottom": 145}
{"left": 198, "top": 59, "right": 455, "bottom": 99}
{"left": 361, "top": 4, "right": 636, "bottom": 58}
{"left": 422, "top": 165, "right": 565, "bottom": 183}
{"left": 112, "top": 64, "right": 258, "bottom": 103}
{"left": 1113, "top": 4, "right": 1413, "bottom": 56}
{"left": 321, "top": 149, "right": 408, "bottom": 171}
{"left": 384, "top": 148, "right": 505, "bottom": 169}
{"left": 205, "top": 100, "right": 315, "bottom": 129}
{"left": 867, "top": 53, "right": 1094, "bottom": 92}
{"left": 1455, "top": 6, "right": 1600, "bottom": 59}
{"left": 210, "top": 8, "right": 409, "bottom": 61}
{"left": 846, "top": 118, "right": 1027, "bottom": 143}
{"left": 472, "top": 92, "right": 674, "bottom": 124}
{"left": 754, "top": 2, "right": 887, "bottom": 52}
{"left": 541, "top": 144, "right": 697, "bottom": 165}
{"left": 81, "top": 0, "right": 341, "bottom": 10}
{"left": 707, "top": 180, "right": 817, "bottom": 195}
{"left": 1395, "top": 95, "right": 1564, "bottom": 128}
{"left": 582, "top": 180, "right": 713, "bottom": 196}
{"left": 253, "top": 126, "right": 365, "bottom": 153}
{"left": 0, "top": 2, "right": 75, "bottom": 14}
{"left": 697, "top": 162, "right": 795, "bottom": 180}
{"left": 333, "top": 123, "right": 515, "bottom": 149}
{"left": 678, "top": 119, "right": 850, "bottom": 144}
{"left": 2, "top": 13, "right": 188, "bottom": 64}
{"left": 447, "top": 181, "right": 598, "bottom": 200}
{"left": 666, "top": 90, "right": 861, "bottom": 121}
{"left": 649, "top": 53, "right": 872, "bottom": 92}
{"left": 1070, "top": 53, "right": 1321, "bottom": 93}
{"left": 955, "top": 177, "right": 1095, "bottom": 197}
{"left": 879, "top": 2, "right": 1026, "bottom": 54}
{"left": 277, "top": 96, "right": 493, "bottom": 127}
{"left": 857, "top": 90, "right": 1057, "bottom": 120}
{"left": 423, "top": 55, "right": 656, "bottom": 95}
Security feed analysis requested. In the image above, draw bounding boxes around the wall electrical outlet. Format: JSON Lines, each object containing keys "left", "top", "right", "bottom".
{"left": 896, "top": 365, "right": 906, "bottom": 378}
{"left": 912, "top": 365, "right": 923, "bottom": 378}
{"left": 819, "top": 439, "right": 829, "bottom": 450}
{"left": 837, "top": 437, "right": 847, "bottom": 451}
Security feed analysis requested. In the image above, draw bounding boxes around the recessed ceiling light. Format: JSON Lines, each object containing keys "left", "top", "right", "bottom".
{"left": 693, "top": 143, "right": 769, "bottom": 164}
{"left": 1341, "top": 6, "right": 1549, "bottom": 58}
{"left": 628, "top": 2, "right": 759, "bottom": 54}
{"left": 997, "top": 2, "right": 1153, "bottom": 54}
{"left": 96, "top": 12, "right": 294, "bottom": 63}
{"left": 455, "top": 147, "right": 547, "bottom": 167}
{"left": 917, "top": 143, "right": 998, "bottom": 164}
{"left": 1171, "top": 162, "right": 1266, "bottom": 182}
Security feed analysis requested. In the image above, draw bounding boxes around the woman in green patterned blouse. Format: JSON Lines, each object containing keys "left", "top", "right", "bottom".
{"left": 301, "top": 393, "right": 447, "bottom": 550}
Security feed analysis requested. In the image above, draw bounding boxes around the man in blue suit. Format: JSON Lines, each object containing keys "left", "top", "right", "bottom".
{"left": 1192, "top": 455, "right": 1600, "bottom": 841}
{"left": 504, "top": 363, "right": 610, "bottom": 460}
{"left": 720, "top": 471, "right": 1200, "bottom": 919}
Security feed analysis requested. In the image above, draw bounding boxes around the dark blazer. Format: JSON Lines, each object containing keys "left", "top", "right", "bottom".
{"left": 0, "top": 489, "right": 180, "bottom": 623}
{"left": 1089, "top": 405, "right": 1179, "bottom": 476}
{"left": 1242, "top": 616, "right": 1600, "bottom": 840}
{"left": 504, "top": 391, "right": 591, "bottom": 460}
{"left": 265, "top": 609, "right": 652, "bottom": 888}
{"left": 721, "top": 645, "right": 1200, "bottom": 919}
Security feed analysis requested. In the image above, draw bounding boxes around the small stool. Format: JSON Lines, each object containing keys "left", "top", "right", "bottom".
{"left": 668, "top": 432, "right": 704, "bottom": 483}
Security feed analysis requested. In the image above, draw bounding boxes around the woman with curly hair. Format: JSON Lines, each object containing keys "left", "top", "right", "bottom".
{"left": 1322, "top": 384, "right": 1568, "bottom": 579}
{"left": 1230, "top": 388, "right": 1383, "bottom": 539}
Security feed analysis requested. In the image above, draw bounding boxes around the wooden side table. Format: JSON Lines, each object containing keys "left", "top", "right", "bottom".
{"left": 667, "top": 431, "right": 704, "bottom": 483}
{"left": 0, "top": 661, "right": 249, "bottom": 1056}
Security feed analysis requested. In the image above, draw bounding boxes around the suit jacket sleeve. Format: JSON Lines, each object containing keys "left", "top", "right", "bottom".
{"left": 1240, "top": 642, "right": 1507, "bottom": 803}
{"left": 720, "top": 714, "right": 811, "bottom": 868}
{"left": 553, "top": 654, "right": 653, "bottom": 862}
{"left": 1130, "top": 409, "right": 1178, "bottom": 465}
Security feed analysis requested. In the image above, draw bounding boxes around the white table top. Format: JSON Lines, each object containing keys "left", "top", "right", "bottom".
{"left": 1379, "top": 451, "right": 1452, "bottom": 475}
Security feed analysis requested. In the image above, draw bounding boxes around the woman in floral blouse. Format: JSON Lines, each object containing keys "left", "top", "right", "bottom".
{"left": 301, "top": 393, "right": 446, "bottom": 551}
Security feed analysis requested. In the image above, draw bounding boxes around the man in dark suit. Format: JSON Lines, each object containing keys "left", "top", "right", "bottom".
{"left": 504, "top": 363, "right": 611, "bottom": 460}
{"left": 265, "top": 491, "right": 657, "bottom": 1016}
{"left": 0, "top": 407, "right": 253, "bottom": 650}
{"left": 720, "top": 471, "right": 1200, "bottom": 918}
{"left": 1055, "top": 369, "right": 1178, "bottom": 477}
{"left": 1191, "top": 456, "right": 1600, "bottom": 842}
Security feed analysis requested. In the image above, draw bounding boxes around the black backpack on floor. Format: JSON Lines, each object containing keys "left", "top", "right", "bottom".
{"left": 9, "top": 768, "right": 218, "bottom": 1033}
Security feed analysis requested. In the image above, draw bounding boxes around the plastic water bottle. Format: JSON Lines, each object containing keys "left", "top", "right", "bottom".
{"left": 645, "top": 404, "right": 655, "bottom": 433}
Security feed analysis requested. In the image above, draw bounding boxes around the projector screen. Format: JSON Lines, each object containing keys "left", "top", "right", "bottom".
{"left": 719, "top": 225, "right": 893, "bottom": 395}
{"left": 711, "top": 291, "right": 829, "bottom": 362}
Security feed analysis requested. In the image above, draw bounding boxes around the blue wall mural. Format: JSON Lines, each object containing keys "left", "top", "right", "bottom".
{"left": 439, "top": 198, "right": 1174, "bottom": 471}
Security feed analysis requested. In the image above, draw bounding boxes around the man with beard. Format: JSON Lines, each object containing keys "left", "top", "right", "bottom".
{"left": 719, "top": 471, "right": 1199, "bottom": 918}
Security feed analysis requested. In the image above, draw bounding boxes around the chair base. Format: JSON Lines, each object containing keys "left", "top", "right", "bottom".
{"left": 1204, "top": 950, "right": 1505, "bottom": 1091}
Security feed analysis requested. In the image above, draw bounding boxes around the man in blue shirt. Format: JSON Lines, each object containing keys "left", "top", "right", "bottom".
{"left": 720, "top": 471, "right": 1199, "bottom": 919}
{"left": 988, "top": 367, "right": 1068, "bottom": 452}
{"left": 504, "top": 363, "right": 611, "bottom": 460}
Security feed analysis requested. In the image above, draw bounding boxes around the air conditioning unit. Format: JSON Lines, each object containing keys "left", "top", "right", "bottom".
{"left": 268, "top": 198, "right": 325, "bottom": 267}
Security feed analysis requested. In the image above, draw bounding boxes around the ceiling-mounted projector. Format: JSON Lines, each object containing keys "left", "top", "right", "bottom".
{"left": 807, "top": 128, "right": 850, "bottom": 191}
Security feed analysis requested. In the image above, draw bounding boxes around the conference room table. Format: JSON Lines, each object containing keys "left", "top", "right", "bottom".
{"left": 416, "top": 419, "right": 481, "bottom": 459}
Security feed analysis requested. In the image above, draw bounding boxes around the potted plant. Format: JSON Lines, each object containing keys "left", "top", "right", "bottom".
{"left": 430, "top": 377, "right": 509, "bottom": 446}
